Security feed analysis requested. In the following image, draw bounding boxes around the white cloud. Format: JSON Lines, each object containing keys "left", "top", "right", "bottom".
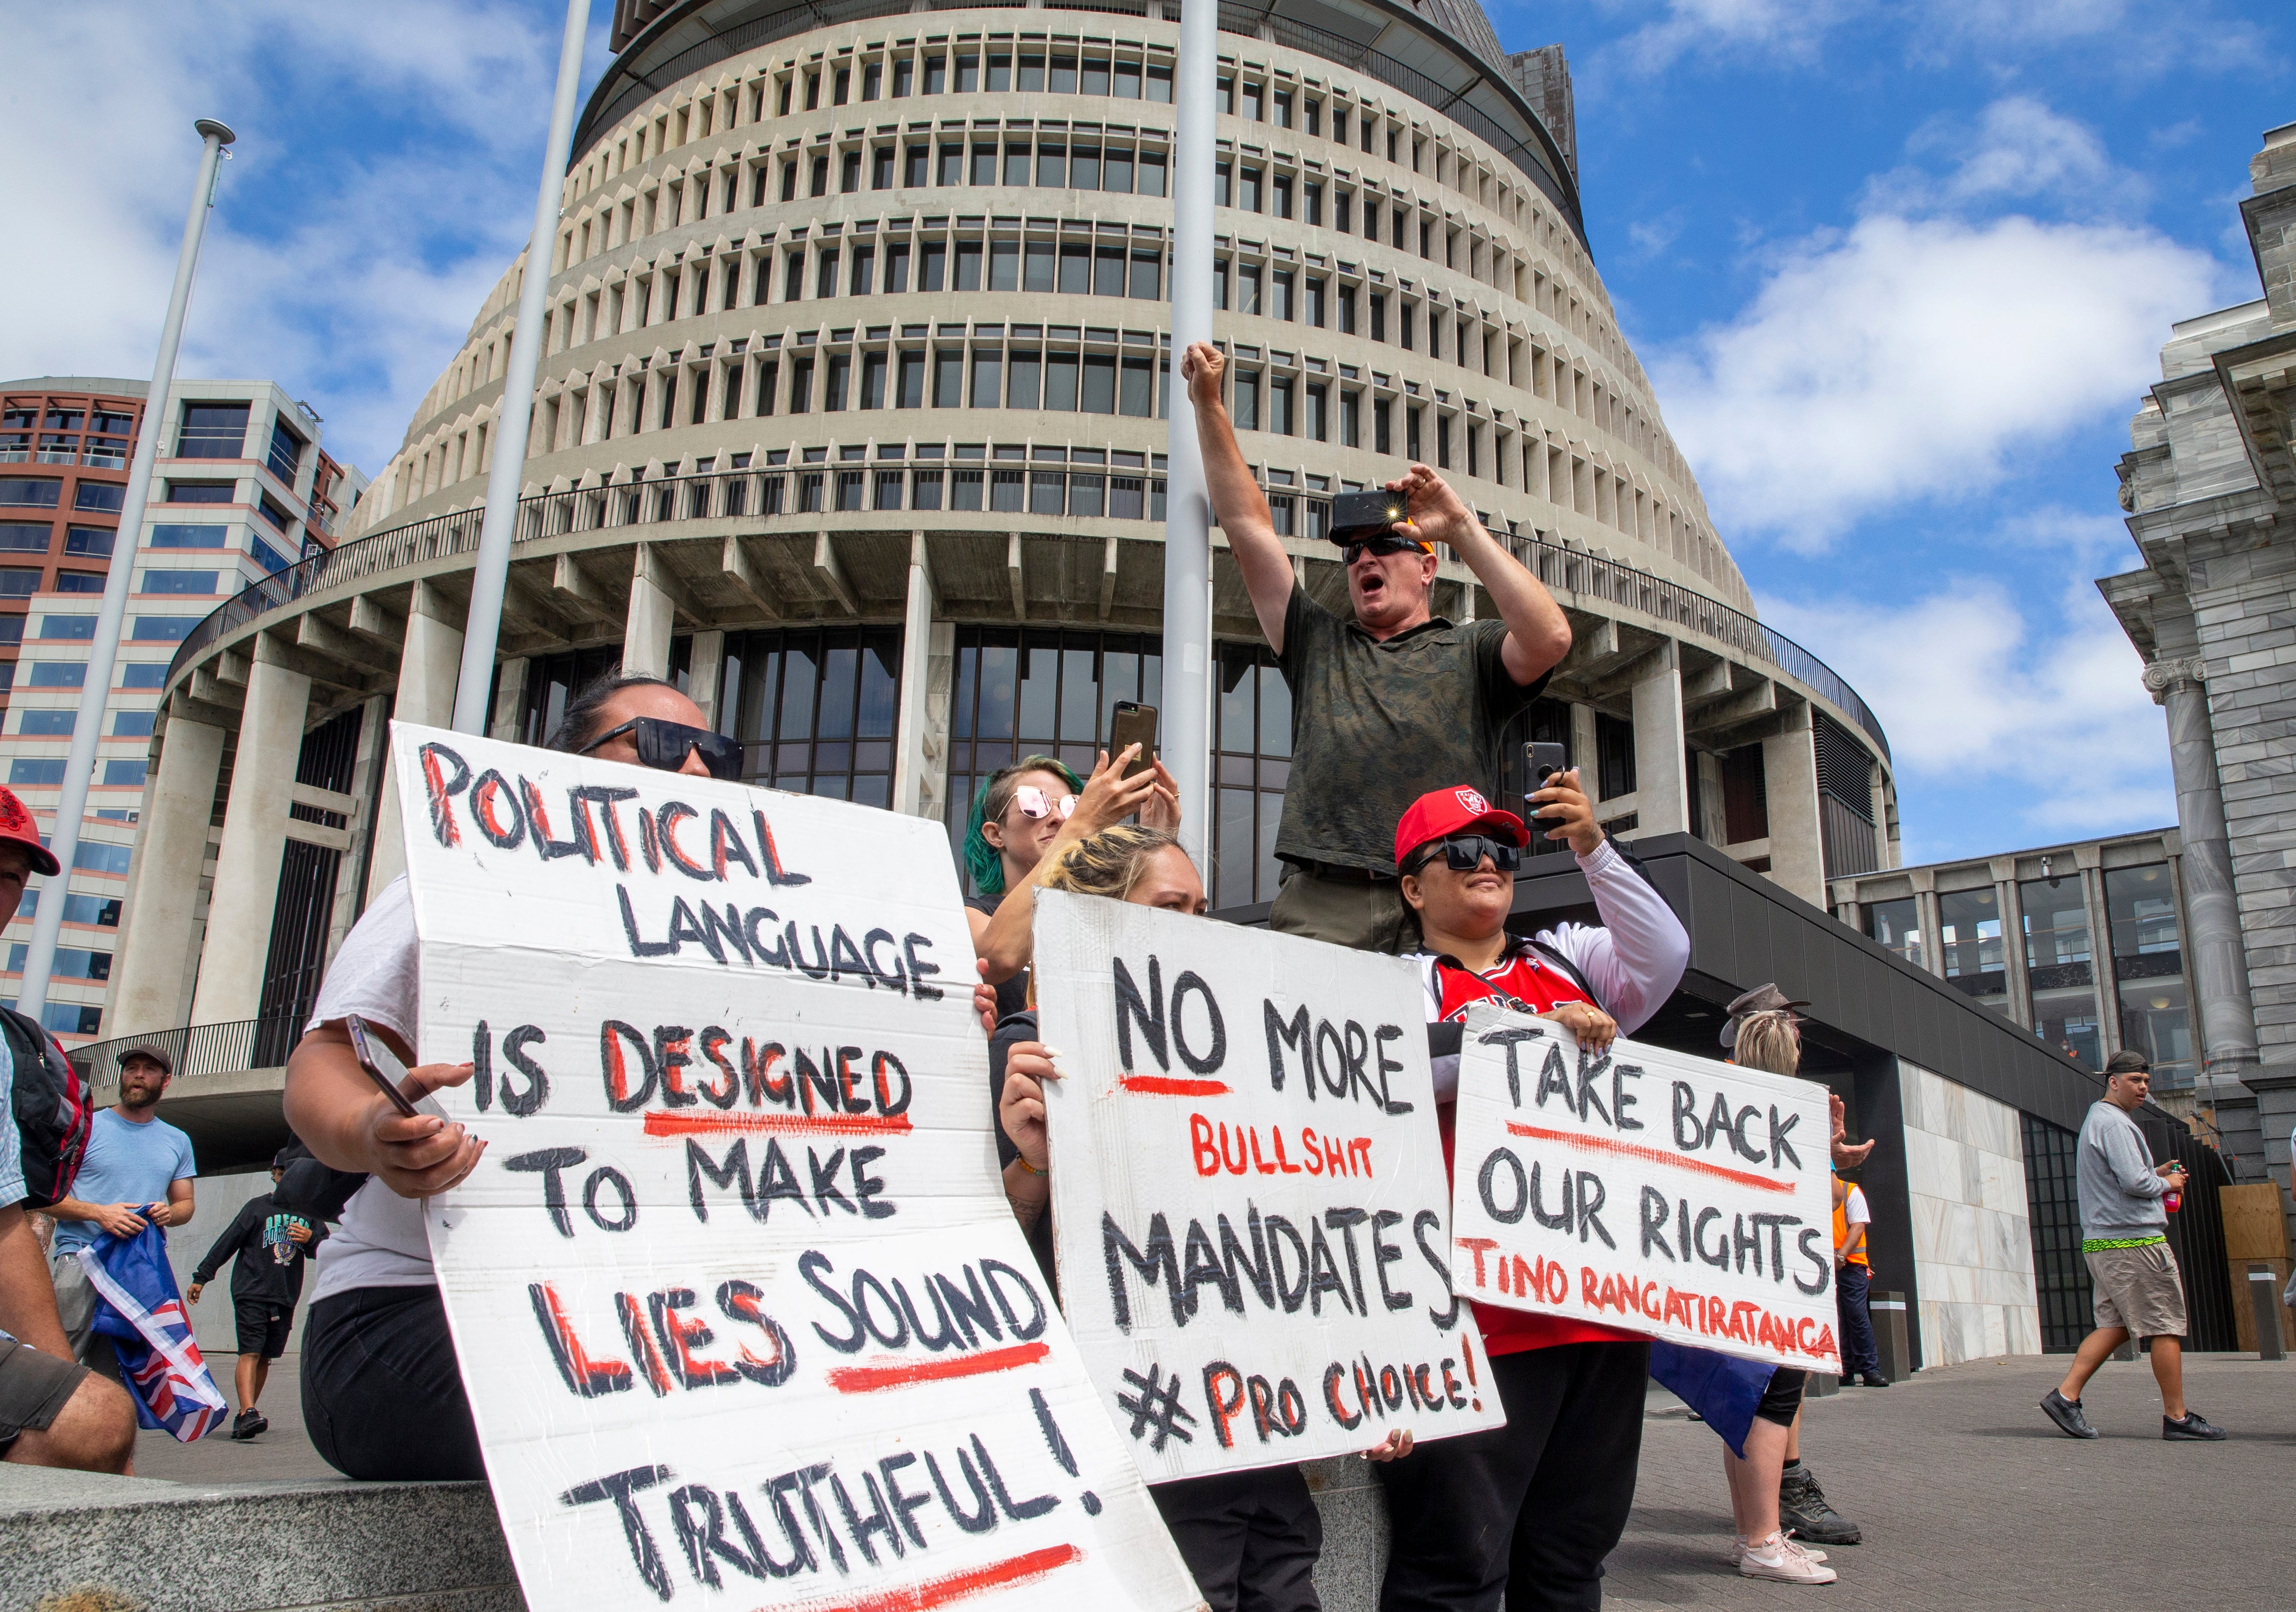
{"left": 0, "top": 1, "right": 597, "bottom": 474}
{"left": 1594, "top": 0, "right": 1867, "bottom": 73}
{"left": 1760, "top": 548, "right": 2174, "bottom": 857}
{"left": 1865, "top": 96, "right": 2130, "bottom": 214}
{"left": 1650, "top": 208, "right": 2217, "bottom": 548}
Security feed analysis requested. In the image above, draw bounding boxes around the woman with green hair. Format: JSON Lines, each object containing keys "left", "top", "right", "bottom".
{"left": 964, "top": 747, "right": 1177, "bottom": 1022}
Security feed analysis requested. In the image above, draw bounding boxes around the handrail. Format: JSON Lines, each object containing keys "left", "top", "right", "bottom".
{"left": 164, "top": 462, "right": 1890, "bottom": 762}
{"left": 68, "top": 1015, "right": 306, "bottom": 1088}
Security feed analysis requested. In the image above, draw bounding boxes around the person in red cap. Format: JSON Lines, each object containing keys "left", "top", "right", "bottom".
{"left": 1374, "top": 772, "right": 1689, "bottom": 1612}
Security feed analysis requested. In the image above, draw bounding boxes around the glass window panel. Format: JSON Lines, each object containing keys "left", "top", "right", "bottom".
{"left": 1058, "top": 244, "right": 1090, "bottom": 293}
{"left": 990, "top": 241, "right": 1020, "bottom": 290}
{"left": 1029, "top": 470, "right": 1065, "bottom": 515}
{"left": 954, "top": 241, "right": 983, "bottom": 290}
{"left": 1050, "top": 54, "right": 1077, "bottom": 93}
{"left": 1939, "top": 888, "right": 2006, "bottom": 1009}
{"left": 1219, "top": 644, "right": 1255, "bottom": 751}
{"left": 1037, "top": 142, "right": 1065, "bottom": 187}
{"left": 1082, "top": 354, "right": 1117, "bottom": 414}
{"left": 1863, "top": 897, "right": 1923, "bottom": 970}
{"left": 1059, "top": 647, "right": 1097, "bottom": 742}
{"left": 1103, "top": 147, "right": 1133, "bottom": 193}
{"left": 991, "top": 467, "right": 1025, "bottom": 512}
{"left": 970, "top": 348, "right": 1002, "bottom": 407}
{"left": 2105, "top": 865, "right": 2180, "bottom": 957}
{"left": 1257, "top": 662, "right": 1291, "bottom": 758}
{"left": 1005, "top": 141, "right": 1031, "bottom": 185}
{"left": 1138, "top": 150, "right": 1166, "bottom": 196}
{"left": 860, "top": 642, "right": 899, "bottom": 737}
{"left": 1046, "top": 351, "right": 1080, "bottom": 411}
{"left": 817, "top": 645, "right": 858, "bottom": 739}
{"left": 1216, "top": 786, "right": 1255, "bottom": 909}
{"left": 912, "top": 468, "right": 943, "bottom": 508}
{"left": 952, "top": 467, "right": 984, "bottom": 509}
{"left": 976, "top": 644, "right": 1017, "bottom": 739}
{"left": 973, "top": 142, "right": 997, "bottom": 184}
{"left": 1071, "top": 146, "right": 1099, "bottom": 189}
{"left": 2120, "top": 977, "right": 2192, "bottom": 1088}
{"left": 1019, "top": 54, "right": 1045, "bottom": 92}
{"left": 1025, "top": 241, "right": 1056, "bottom": 292}
{"left": 2020, "top": 878, "right": 2093, "bottom": 967}
{"left": 988, "top": 53, "right": 1012, "bottom": 92}
{"left": 1018, "top": 644, "right": 1057, "bottom": 740}
{"left": 1069, "top": 474, "right": 1104, "bottom": 517}
{"left": 1008, "top": 348, "right": 1043, "bottom": 409}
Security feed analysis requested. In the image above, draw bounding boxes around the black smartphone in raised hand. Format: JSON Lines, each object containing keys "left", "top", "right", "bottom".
{"left": 1108, "top": 701, "right": 1158, "bottom": 781}
{"left": 1526, "top": 742, "right": 1571, "bottom": 836}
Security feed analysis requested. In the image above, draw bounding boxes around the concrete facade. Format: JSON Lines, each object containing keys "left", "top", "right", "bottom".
{"left": 1896, "top": 1059, "right": 2041, "bottom": 1365}
{"left": 2098, "top": 121, "right": 2296, "bottom": 1240}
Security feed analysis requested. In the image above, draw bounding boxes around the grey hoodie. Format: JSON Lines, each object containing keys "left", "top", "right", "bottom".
{"left": 2076, "top": 1100, "right": 2169, "bottom": 1241}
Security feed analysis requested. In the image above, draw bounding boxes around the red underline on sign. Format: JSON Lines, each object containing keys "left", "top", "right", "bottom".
{"left": 1119, "top": 1074, "right": 1231, "bottom": 1096}
{"left": 773, "top": 1544, "right": 1083, "bottom": 1612}
{"left": 824, "top": 1341, "right": 1051, "bottom": 1393}
{"left": 1504, "top": 1122, "right": 1796, "bottom": 1193}
{"left": 641, "top": 1111, "right": 915, "bottom": 1139}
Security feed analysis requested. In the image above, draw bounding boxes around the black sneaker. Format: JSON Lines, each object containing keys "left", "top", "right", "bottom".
{"left": 1778, "top": 1464, "right": 1862, "bottom": 1546}
{"left": 1855, "top": 1372, "right": 1892, "bottom": 1387}
{"left": 2163, "top": 1410, "right": 2226, "bottom": 1442}
{"left": 2040, "top": 1390, "right": 2097, "bottom": 1439}
{"left": 231, "top": 1409, "right": 269, "bottom": 1441}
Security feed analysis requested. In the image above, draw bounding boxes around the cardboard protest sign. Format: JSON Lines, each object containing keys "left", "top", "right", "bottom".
{"left": 1032, "top": 892, "right": 1505, "bottom": 1482}
{"left": 391, "top": 725, "right": 1205, "bottom": 1612}
{"left": 1447, "top": 1001, "right": 1840, "bottom": 1371}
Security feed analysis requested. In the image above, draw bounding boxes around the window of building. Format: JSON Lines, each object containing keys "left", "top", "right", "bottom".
{"left": 120, "top": 663, "right": 168, "bottom": 689}
{"left": 41, "top": 614, "right": 96, "bottom": 639}
{"left": 149, "top": 523, "right": 229, "bottom": 548}
{"left": 1939, "top": 886, "right": 2006, "bottom": 1014}
{"left": 17, "top": 710, "right": 72, "bottom": 735}
{"left": 63, "top": 528, "right": 113, "bottom": 557}
{"left": 945, "top": 628, "right": 1161, "bottom": 884}
{"left": 73, "top": 483, "right": 123, "bottom": 513}
{"left": 141, "top": 570, "right": 218, "bottom": 595}
{"left": 267, "top": 417, "right": 306, "bottom": 485}
{"left": 0, "top": 479, "right": 61, "bottom": 508}
{"left": 129, "top": 617, "right": 193, "bottom": 642}
{"left": 102, "top": 760, "right": 147, "bottom": 788}
{"left": 73, "top": 841, "right": 131, "bottom": 875}
{"left": 51, "top": 571, "right": 99, "bottom": 594}
{"left": 113, "top": 710, "right": 155, "bottom": 738}
{"left": 2021, "top": 1112, "right": 2093, "bottom": 1353}
{"left": 175, "top": 402, "right": 249, "bottom": 459}
{"left": 1863, "top": 897, "right": 1923, "bottom": 970}
{"left": 0, "top": 568, "right": 42, "bottom": 597}
{"left": 2106, "top": 864, "right": 2189, "bottom": 1086}
{"left": 1213, "top": 642, "right": 1290, "bottom": 908}
{"left": 718, "top": 626, "right": 901, "bottom": 808}
{"left": 7, "top": 944, "right": 110, "bottom": 981}
{"left": 0, "top": 523, "right": 50, "bottom": 552}
{"left": 2020, "top": 874, "right": 2098, "bottom": 1068}
{"left": 509, "top": 646, "right": 626, "bottom": 746}
{"left": 27, "top": 663, "right": 85, "bottom": 688}
{"left": 10, "top": 759, "right": 67, "bottom": 786}
{"left": 1595, "top": 712, "right": 1635, "bottom": 800}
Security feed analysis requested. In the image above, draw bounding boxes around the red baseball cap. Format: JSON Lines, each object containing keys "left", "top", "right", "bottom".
{"left": 1394, "top": 784, "right": 1528, "bottom": 870}
{"left": 0, "top": 787, "right": 59, "bottom": 876}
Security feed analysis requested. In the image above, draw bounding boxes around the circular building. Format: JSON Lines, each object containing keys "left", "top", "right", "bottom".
{"left": 102, "top": 0, "right": 1896, "bottom": 1091}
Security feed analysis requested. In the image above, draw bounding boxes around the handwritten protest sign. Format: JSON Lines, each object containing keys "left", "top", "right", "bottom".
{"left": 1032, "top": 892, "right": 1505, "bottom": 1481}
{"left": 1447, "top": 1001, "right": 1840, "bottom": 1371}
{"left": 392, "top": 725, "right": 1205, "bottom": 1612}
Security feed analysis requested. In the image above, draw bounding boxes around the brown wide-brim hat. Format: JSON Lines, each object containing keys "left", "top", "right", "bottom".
{"left": 118, "top": 1045, "right": 175, "bottom": 1077}
{"left": 1720, "top": 983, "right": 1811, "bottom": 1048}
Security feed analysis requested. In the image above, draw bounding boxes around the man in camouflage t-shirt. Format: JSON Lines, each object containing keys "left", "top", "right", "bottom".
{"left": 1181, "top": 341, "right": 1572, "bottom": 952}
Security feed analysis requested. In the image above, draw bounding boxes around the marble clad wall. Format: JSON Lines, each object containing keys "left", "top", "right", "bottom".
{"left": 1896, "top": 1060, "right": 2044, "bottom": 1366}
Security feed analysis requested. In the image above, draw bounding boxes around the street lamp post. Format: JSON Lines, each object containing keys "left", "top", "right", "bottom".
{"left": 1162, "top": 0, "right": 1218, "bottom": 868}
{"left": 18, "top": 118, "right": 235, "bottom": 1019}
{"left": 449, "top": 0, "right": 594, "bottom": 735}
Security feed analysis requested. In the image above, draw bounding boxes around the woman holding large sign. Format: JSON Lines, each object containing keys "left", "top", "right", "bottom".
{"left": 993, "top": 824, "right": 1414, "bottom": 1612}
{"left": 1381, "top": 776, "right": 1689, "bottom": 1612}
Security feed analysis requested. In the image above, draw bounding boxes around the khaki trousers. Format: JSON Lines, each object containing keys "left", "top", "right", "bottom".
{"left": 1267, "top": 863, "right": 1421, "bottom": 955}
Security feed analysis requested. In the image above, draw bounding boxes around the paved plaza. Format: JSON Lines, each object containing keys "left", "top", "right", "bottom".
{"left": 107, "top": 1352, "right": 2295, "bottom": 1609}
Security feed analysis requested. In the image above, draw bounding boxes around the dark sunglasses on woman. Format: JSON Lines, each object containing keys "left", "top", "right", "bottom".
{"left": 580, "top": 717, "right": 745, "bottom": 781}
{"left": 1407, "top": 833, "right": 1522, "bottom": 876}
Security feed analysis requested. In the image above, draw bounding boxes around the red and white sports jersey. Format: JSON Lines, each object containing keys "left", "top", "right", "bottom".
{"left": 1411, "top": 838, "right": 1693, "bottom": 1358}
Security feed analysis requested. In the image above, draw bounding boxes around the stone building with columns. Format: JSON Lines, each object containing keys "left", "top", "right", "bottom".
{"left": 2098, "top": 119, "right": 2296, "bottom": 1228}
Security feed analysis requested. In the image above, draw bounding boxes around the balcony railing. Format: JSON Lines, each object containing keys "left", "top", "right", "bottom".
{"left": 165, "top": 462, "right": 1892, "bottom": 761}
{"left": 67, "top": 1014, "right": 305, "bottom": 1089}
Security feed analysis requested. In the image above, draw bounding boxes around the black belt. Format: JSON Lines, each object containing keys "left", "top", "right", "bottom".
{"left": 1285, "top": 857, "right": 1396, "bottom": 885}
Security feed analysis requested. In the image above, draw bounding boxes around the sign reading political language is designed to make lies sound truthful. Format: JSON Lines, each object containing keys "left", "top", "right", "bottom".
{"left": 391, "top": 725, "right": 1204, "bottom": 1612}
{"left": 1447, "top": 1002, "right": 1841, "bottom": 1371}
{"left": 1032, "top": 894, "right": 1506, "bottom": 1481}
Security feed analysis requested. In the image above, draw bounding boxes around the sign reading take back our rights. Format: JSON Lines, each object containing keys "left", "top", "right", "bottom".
{"left": 1032, "top": 893, "right": 1505, "bottom": 1482}
{"left": 391, "top": 725, "right": 1204, "bottom": 1612}
{"left": 1447, "top": 1001, "right": 1841, "bottom": 1372}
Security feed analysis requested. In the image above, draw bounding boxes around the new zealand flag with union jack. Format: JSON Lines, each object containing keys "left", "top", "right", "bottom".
{"left": 78, "top": 1223, "right": 229, "bottom": 1441}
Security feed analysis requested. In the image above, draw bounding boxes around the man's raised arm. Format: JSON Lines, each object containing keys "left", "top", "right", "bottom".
{"left": 1183, "top": 341, "right": 1296, "bottom": 651}
{"left": 1390, "top": 463, "right": 1571, "bottom": 685}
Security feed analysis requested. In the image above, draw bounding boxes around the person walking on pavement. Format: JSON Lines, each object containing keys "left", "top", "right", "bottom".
{"left": 2040, "top": 1050, "right": 2226, "bottom": 1441}
{"left": 47, "top": 1046, "right": 195, "bottom": 1367}
{"left": 186, "top": 1149, "right": 326, "bottom": 1442}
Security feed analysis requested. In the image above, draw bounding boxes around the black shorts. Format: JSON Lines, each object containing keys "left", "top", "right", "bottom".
{"left": 1754, "top": 1367, "right": 1806, "bottom": 1428}
{"left": 0, "top": 1336, "right": 91, "bottom": 1444}
{"left": 234, "top": 1297, "right": 293, "bottom": 1359}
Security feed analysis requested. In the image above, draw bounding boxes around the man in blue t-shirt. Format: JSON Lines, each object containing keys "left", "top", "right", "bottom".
{"left": 49, "top": 1045, "right": 197, "bottom": 1362}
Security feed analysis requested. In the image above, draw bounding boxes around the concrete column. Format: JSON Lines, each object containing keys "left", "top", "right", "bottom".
{"left": 490, "top": 656, "right": 531, "bottom": 742}
{"left": 894, "top": 533, "right": 938, "bottom": 817}
{"left": 2079, "top": 859, "right": 2121, "bottom": 1059}
{"left": 1629, "top": 650, "right": 1687, "bottom": 835}
{"left": 368, "top": 584, "right": 465, "bottom": 902}
{"left": 1996, "top": 866, "right": 2031, "bottom": 1028}
{"left": 327, "top": 693, "right": 391, "bottom": 955}
{"left": 188, "top": 644, "right": 311, "bottom": 1026}
{"left": 107, "top": 712, "right": 225, "bottom": 1037}
{"left": 1913, "top": 879, "right": 1945, "bottom": 979}
{"left": 1569, "top": 702, "right": 1599, "bottom": 798}
{"left": 1761, "top": 704, "right": 1825, "bottom": 906}
{"left": 625, "top": 545, "right": 677, "bottom": 677}
{"left": 687, "top": 630, "right": 727, "bottom": 731}
{"left": 2146, "top": 661, "right": 2260, "bottom": 1090}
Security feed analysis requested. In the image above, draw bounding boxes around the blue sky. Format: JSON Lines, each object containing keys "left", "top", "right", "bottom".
{"left": 4, "top": 1, "right": 2286, "bottom": 866}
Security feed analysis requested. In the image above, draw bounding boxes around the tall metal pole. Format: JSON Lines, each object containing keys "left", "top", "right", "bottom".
{"left": 450, "top": 0, "right": 593, "bottom": 734}
{"left": 1162, "top": 0, "right": 1218, "bottom": 868}
{"left": 19, "top": 119, "right": 235, "bottom": 1019}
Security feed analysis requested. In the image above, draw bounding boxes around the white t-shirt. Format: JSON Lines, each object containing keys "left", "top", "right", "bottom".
{"left": 1846, "top": 1186, "right": 1871, "bottom": 1227}
{"left": 305, "top": 876, "right": 435, "bottom": 1303}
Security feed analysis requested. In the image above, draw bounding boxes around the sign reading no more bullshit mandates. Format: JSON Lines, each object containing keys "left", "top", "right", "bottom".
{"left": 1448, "top": 1000, "right": 1841, "bottom": 1371}
{"left": 391, "top": 724, "right": 1205, "bottom": 1612}
{"left": 1032, "top": 892, "right": 1506, "bottom": 1482}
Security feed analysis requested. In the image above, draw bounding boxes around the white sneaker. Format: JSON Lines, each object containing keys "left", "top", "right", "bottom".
{"left": 1730, "top": 1535, "right": 1827, "bottom": 1565}
{"left": 1739, "top": 1531, "right": 1838, "bottom": 1583}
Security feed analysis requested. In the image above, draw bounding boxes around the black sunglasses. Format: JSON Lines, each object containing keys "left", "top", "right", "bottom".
{"left": 1407, "top": 834, "right": 1522, "bottom": 877}
{"left": 1341, "top": 534, "right": 1423, "bottom": 565}
{"left": 581, "top": 717, "right": 745, "bottom": 781}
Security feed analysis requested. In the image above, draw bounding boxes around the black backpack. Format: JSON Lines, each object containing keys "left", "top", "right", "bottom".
{"left": 4, "top": 1006, "right": 92, "bottom": 1210}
